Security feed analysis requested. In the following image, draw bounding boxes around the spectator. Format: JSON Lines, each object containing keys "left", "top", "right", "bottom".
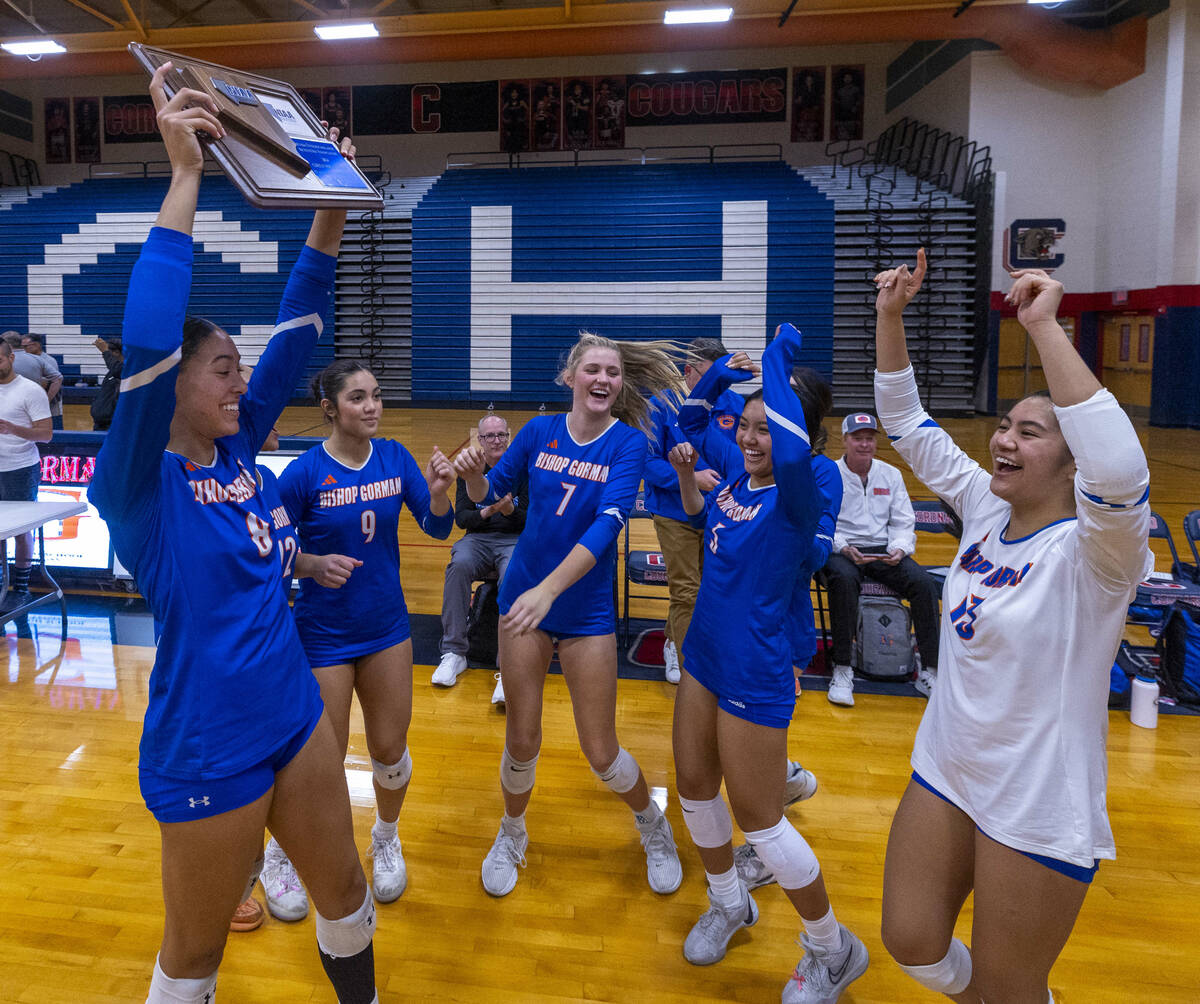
{"left": 2, "top": 333, "right": 61, "bottom": 431}
{"left": 20, "top": 335, "right": 64, "bottom": 430}
{"left": 0, "top": 340, "right": 53, "bottom": 613}
{"left": 90, "top": 337, "right": 123, "bottom": 431}
{"left": 822, "top": 412, "right": 940, "bottom": 706}
{"left": 432, "top": 413, "right": 528, "bottom": 704}
{"left": 643, "top": 337, "right": 744, "bottom": 683}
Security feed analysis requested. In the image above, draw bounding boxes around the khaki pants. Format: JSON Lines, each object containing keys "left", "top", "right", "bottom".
{"left": 651, "top": 514, "right": 706, "bottom": 653}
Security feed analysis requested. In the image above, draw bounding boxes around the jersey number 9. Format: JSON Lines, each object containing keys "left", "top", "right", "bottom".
{"left": 362, "top": 509, "right": 376, "bottom": 543}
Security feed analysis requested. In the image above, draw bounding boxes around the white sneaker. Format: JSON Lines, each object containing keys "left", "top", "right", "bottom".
{"left": 783, "top": 926, "right": 869, "bottom": 1003}
{"left": 663, "top": 639, "right": 681, "bottom": 685}
{"left": 639, "top": 812, "right": 683, "bottom": 894}
{"left": 914, "top": 667, "right": 936, "bottom": 697}
{"left": 784, "top": 761, "right": 819, "bottom": 807}
{"left": 368, "top": 829, "right": 407, "bottom": 903}
{"left": 431, "top": 652, "right": 467, "bottom": 687}
{"left": 827, "top": 665, "right": 855, "bottom": 707}
{"left": 481, "top": 822, "right": 527, "bottom": 896}
{"left": 260, "top": 838, "right": 308, "bottom": 922}
{"left": 683, "top": 883, "right": 758, "bottom": 965}
{"left": 491, "top": 672, "right": 505, "bottom": 706}
{"left": 733, "top": 843, "right": 775, "bottom": 889}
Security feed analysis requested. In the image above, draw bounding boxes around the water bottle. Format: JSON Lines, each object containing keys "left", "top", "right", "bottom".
{"left": 1130, "top": 673, "right": 1160, "bottom": 729}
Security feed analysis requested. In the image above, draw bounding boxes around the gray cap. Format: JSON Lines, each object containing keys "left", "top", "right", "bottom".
{"left": 841, "top": 413, "right": 879, "bottom": 434}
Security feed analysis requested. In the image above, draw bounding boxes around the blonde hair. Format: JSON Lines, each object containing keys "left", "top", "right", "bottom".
{"left": 557, "top": 332, "right": 687, "bottom": 434}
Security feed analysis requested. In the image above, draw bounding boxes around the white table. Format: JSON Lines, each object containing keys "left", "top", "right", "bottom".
{"left": 0, "top": 499, "right": 88, "bottom": 639}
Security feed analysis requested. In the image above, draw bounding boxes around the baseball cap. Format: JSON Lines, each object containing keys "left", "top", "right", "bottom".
{"left": 842, "top": 413, "right": 879, "bottom": 434}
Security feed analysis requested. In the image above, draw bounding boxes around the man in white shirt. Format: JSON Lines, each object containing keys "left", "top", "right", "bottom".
{"left": 823, "top": 412, "right": 940, "bottom": 706}
{"left": 3, "top": 332, "right": 61, "bottom": 430}
{"left": 0, "top": 340, "right": 53, "bottom": 612}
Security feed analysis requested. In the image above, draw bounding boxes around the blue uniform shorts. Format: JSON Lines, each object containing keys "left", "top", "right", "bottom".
{"left": 687, "top": 668, "right": 794, "bottom": 729}
{"left": 140, "top": 704, "right": 323, "bottom": 824}
{"left": 911, "top": 772, "right": 1100, "bottom": 884}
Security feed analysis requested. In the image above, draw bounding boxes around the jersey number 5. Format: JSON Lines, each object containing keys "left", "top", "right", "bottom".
{"left": 949, "top": 593, "right": 985, "bottom": 640}
{"left": 708, "top": 520, "right": 726, "bottom": 555}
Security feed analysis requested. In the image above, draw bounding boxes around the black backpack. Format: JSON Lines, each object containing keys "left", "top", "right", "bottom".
{"left": 1156, "top": 601, "right": 1200, "bottom": 706}
{"left": 466, "top": 579, "right": 500, "bottom": 667}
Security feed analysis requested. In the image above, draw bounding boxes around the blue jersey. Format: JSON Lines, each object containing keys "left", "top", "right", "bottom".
{"left": 484, "top": 412, "right": 645, "bottom": 636}
{"left": 258, "top": 465, "right": 300, "bottom": 597}
{"left": 680, "top": 325, "right": 822, "bottom": 709}
{"left": 91, "top": 227, "right": 331, "bottom": 781}
{"left": 278, "top": 439, "right": 454, "bottom": 665}
{"left": 643, "top": 388, "right": 738, "bottom": 523}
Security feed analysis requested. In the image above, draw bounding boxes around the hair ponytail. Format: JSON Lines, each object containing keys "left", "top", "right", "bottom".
{"left": 557, "top": 332, "right": 686, "bottom": 434}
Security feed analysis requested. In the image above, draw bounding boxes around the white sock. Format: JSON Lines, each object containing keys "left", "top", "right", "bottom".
{"left": 147, "top": 956, "right": 218, "bottom": 1003}
{"left": 802, "top": 905, "right": 843, "bottom": 954}
{"left": 501, "top": 813, "right": 526, "bottom": 835}
{"left": 633, "top": 800, "right": 662, "bottom": 830}
{"left": 372, "top": 815, "right": 398, "bottom": 841}
{"left": 706, "top": 866, "right": 742, "bottom": 910}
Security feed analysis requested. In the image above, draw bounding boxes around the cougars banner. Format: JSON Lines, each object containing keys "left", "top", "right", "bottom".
{"left": 626, "top": 69, "right": 787, "bottom": 127}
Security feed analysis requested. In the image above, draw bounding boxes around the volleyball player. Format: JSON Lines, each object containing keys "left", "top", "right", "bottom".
{"left": 667, "top": 324, "right": 869, "bottom": 1002}
{"left": 91, "top": 66, "right": 379, "bottom": 1003}
{"left": 453, "top": 332, "right": 685, "bottom": 898}
{"left": 873, "top": 251, "right": 1151, "bottom": 1003}
{"left": 675, "top": 353, "right": 842, "bottom": 891}
{"left": 268, "top": 360, "right": 455, "bottom": 910}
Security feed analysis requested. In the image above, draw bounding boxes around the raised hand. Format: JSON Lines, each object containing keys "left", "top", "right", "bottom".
{"left": 1006, "top": 269, "right": 1064, "bottom": 330}
{"left": 668, "top": 442, "right": 699, "bottom": 473}
{"left": 426, "top": 446, "right": 455, "bottom": 495}
{"left": 874, "top": 247, "right": 927, "bottom": 316}
{"left": 321, "top": 120, "right": 357, "bottom": 162}
{"left": 453, "top": 445, "right": 486, "bottom": 478}
{"left": 148, "top": 62, "right": 224, "bottom": 175}
{"left": 720, "top": 351, "right": 761, "bottom": 381}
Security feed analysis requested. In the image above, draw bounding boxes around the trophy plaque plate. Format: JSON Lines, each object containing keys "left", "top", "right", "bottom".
{"left": 129, "top": 42, "right": 382, "bottom": 210}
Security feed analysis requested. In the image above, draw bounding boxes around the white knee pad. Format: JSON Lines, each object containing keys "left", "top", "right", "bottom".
{"left": 147, "top": 956, "right": 218, "bottom": 1003}
{"left": 500, "top": 747, "right": 538, "bottom": 794}
{"left": 315, "top": 887, "right": 376, "bottom": 959}
{"left": 679, "top": 795, "right": 733, "bottom": 849}
{"left": 899, "top": 937, "right": 972, "bottom": 995}
{"left": 594, "top": 747, "right": 640, "bottom": 795}
{"left": 371, "top": 748, "right": 412, "bottom": 791}
{"left": 743, "top": 818, "right": 820, "bottom": 890}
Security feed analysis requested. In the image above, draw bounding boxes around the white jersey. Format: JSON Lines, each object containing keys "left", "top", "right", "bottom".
{"left": 875, "top": 367, "right": 1152, "bottom": 866}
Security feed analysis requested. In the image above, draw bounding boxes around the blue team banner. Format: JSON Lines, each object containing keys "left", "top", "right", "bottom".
{"left": 411, "top": 163, "right": 834, "bottom": 403}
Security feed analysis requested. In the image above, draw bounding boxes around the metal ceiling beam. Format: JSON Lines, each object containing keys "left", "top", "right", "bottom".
{"left": 0, "top": 0, "right": 46, "bottom": 33}
{"left": 59, "top": 0, "right": 125, "bottom": 30}
{"left": 117, "top": 0, "right": 147, "bottom": 36}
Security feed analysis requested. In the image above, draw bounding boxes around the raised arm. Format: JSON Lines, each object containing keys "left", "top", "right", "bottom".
{"left": 763, "top": 324, "right": 820, "bottom": 533}
{"left": 1006, "top": 270, "right": 1101, "bottom": 407}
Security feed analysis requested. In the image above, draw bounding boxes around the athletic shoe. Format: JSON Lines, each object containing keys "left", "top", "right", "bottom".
{"left": 784, "top": 762, "right": 819, "bottom": 807}
{"left": 369, "top": 830, "right": 407, "bottom": 903}
{"left": 782, "top": 926, "right": 870, "bottom": 1004}
{"left": 827, "top": 665, "right": 855, "bottom": 707}
{"left": 639, "top": 812, "right": 683, "bottom": 894}
{"left": 914, "top": 667, "right": 936, "bottom": 698}
{"left": 481, "top": 822, "right": 528, "bottom": 896}
{"left": 663, "top": 639, "right": 681, "bottom": 685}
{"left": 733, "top": 843, "right": 775, "bottom": 889}
{"left": 229, "top": 896, "right": 265, "bottom": 932}
{"left": 261, "top": 839, "right": 309, "bottom": 922}
{"left": 683, "top": 883, "right": 759, "bottom": 965}
{"left": 431, "top": 652, "right": 468, "bottom": 687}
{"left": 491, "top": 672, "right": 505, "bottom": 706}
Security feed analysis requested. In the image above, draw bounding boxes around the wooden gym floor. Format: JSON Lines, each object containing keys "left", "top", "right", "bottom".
{"left": 2, "top": 406, "right": 1198, "bottom": 1003}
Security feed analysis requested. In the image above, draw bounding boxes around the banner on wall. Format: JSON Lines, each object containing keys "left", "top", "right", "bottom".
{"left": 625, "top": 68, "right": 787, "bottom": 126}
{"left": 73, "top": 97, "right": 101, "bottom": 164}
{"left": 298, "top": 87, "right": 352, "bottom": 136}
{"left": 593, "top": 77, "right": 626, "bottom": 149}
{"left": 531, "top": 79, "right": 561, "bottom": 151}
{"left": 353, "top": 81, "right": 497, "bottom": 136}
{"left": 790, "top": 67, "right": 826, "bottom": 143}
{"left": 45, "top": 98, "right": 71, "bottom": 164}
{"left": 830, "top": 65, "right": 865, "bottom": 141}
{"left": 563, "top": 78, "right": 593, "bottom": 150}
{"left": 1003, "top": 219, "right": 1066, "bottom": 272}
{"left": 103, "top": 94, "right": 158, "bottom": 144}
{"left": 499, "top": 80, "right": 532, "bottom": 153}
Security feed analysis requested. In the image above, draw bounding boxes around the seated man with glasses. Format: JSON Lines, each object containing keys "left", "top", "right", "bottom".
{"left": 433, "top": 414, "right": 527, "bottom": 702}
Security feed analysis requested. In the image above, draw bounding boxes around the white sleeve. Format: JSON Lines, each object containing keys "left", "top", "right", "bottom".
{"left": 1056, "top": 388, "right": 1153, "bottom": 590}
{"left": 887, "top": 465, "right": 917, "bottom": 556}
{"left": 874, "top": 366, "right": 996, "bottom": 522}
{"left": 25, "top": 381, "right": 50, "bottom": 423}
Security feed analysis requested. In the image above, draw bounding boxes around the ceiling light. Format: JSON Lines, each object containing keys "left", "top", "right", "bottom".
{"left": 313, "top": 22, "right": 379, "bottom": 40}
{"left": 664, "top": 7, "right": 733, "bottom": 24}
{"left": 1, "top": 39, "right": 66, "bottom": 55}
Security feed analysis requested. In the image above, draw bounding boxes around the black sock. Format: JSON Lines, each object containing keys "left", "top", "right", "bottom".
{"left": 12, "top": 565, "right": 31, "bottom": 592}
{"left": 318, "top": 943, "right": 376, "bottom": 1004}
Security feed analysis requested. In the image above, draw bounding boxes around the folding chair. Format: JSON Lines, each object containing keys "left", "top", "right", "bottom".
{"left": 621, "top": 491, "right": 669, "bottom": 647}
{"left": 1178, "top": 510, "right": 1200, "bottom": 583}
{"left": 1128, "top": 510, "right": 1186, "bottom": 629}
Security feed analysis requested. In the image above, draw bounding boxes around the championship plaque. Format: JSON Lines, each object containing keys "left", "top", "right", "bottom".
{"left": 129, "top": 43, "right": 382, "bottom": 210}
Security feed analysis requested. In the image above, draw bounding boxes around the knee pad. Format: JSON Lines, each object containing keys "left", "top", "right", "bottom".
{"left": 899, "top": 937, "right": 972, "bottom": 995}
{"left": 242, "top": 852, "right": 264, "bottom": 903}
{"left": 147, "top": 956, "right": 218, "bottom": 1003}
{"left": 679, "top": 795, "right": 733, "bottom": 849}
{"left": 594, "top": 747, "right": 640, "bottom": 795}
{"left": 500, "top": 747, "right": 537, "bottom": 795}
{"left": 743, "top": 818, "right": 820, "bottom": 890}
{"left": 315, "top": 887, "right": 376, "bottom": 959}
{"left": 371, "top": 748, "right": 412, "bottom": 791}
